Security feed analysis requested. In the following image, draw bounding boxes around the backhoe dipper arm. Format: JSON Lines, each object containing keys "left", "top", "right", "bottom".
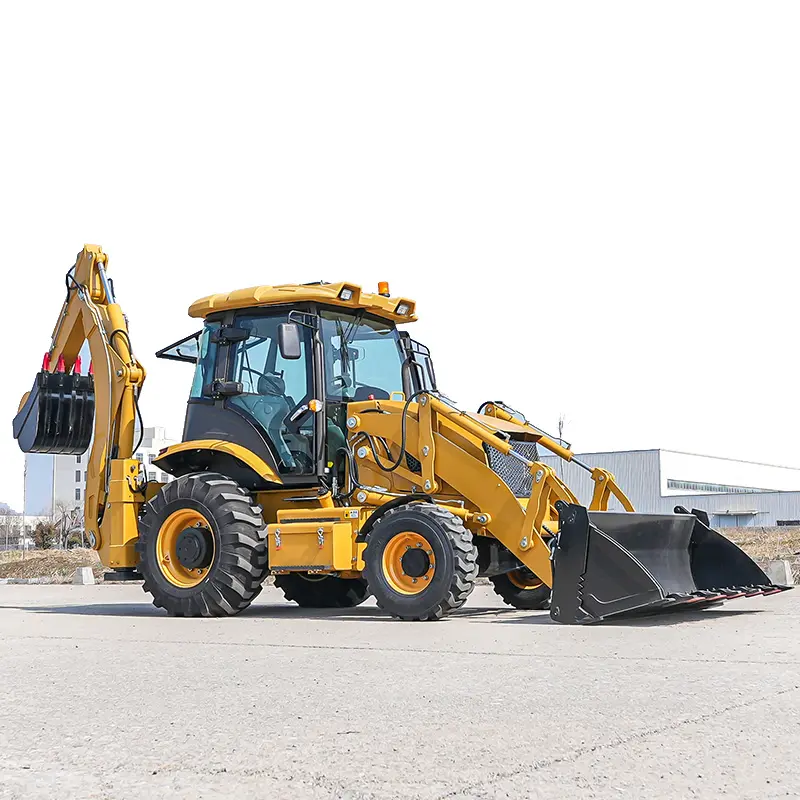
{"left": 19, "top": 245, "right": 146, "bottom": 568}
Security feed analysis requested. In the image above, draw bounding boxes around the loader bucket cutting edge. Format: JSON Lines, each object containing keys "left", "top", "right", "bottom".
{"left": 13, "top": 371, "right": 95, "bottom": 455}
{"left": 549, "top": 502, "right": 791, "bottom": 624}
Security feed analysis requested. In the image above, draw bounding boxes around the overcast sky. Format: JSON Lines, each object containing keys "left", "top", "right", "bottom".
{"left": 1, "top": 2, "right": 799, "bottom": 511}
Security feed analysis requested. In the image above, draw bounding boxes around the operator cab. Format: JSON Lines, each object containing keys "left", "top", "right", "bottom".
{"left": 157, "top": 299, "right": 434, "bottom": 489}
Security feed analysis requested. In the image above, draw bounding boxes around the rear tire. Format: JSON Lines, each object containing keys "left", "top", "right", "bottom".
{"left": 274, "top": 573, "right": 370, "bottom": 608}
{"left": 490, "top": 568, "right": 550, "bottom": 610}
{"left": 136, "top": 472, "right": 269, "bottom": 617}
{"left": 363, "top": 503, "right": 478, "bottom": 620}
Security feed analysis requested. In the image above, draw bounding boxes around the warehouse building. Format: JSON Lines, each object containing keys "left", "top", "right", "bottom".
{"left": 539, "top": 448, "right": 800, "bottom": 527}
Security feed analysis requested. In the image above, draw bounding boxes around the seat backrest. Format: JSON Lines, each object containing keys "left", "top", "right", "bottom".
{"left": 258, "top": 374, "right": 286, "bottom": 395}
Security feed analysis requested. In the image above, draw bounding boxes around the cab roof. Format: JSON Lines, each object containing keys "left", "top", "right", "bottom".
{"left": 188, "top": 280, "right": 417, "bottom": 323}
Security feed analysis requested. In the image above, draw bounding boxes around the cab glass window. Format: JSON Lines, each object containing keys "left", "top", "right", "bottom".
{"left": 320, "top": 310, "right": 403, "bottom": 402}
{"left": 189, "top": 323, "right": 220, "bottom": 399}
{"left": 227, "top": 313, "right": 314, "bottom": 475}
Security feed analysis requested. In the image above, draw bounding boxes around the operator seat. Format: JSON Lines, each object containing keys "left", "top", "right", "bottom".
{"left": 236, "top": 374, "right": 295, "bottom": 468}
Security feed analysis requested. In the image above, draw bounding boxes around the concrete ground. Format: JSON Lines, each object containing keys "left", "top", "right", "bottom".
{"left": 0, "top": 584, "right": 798, "bottom": 800}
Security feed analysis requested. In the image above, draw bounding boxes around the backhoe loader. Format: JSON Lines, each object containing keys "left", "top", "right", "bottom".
{"left": 13, "top": 246, "right": 790, "bottom": 622}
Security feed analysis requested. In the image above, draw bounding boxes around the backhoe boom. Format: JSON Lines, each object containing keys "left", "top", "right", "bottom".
{"left": 14, "top": 245, "right": 145, "bottom": 569}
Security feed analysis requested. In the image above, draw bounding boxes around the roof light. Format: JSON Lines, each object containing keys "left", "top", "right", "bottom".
{"left": 339, "top": 287, "right": 354, "bottom": 301}
{"left": 378, "top": 281, "right": 390, "bottom": 297}
{"left": 73, "top": 356, "right": 82, "bottom": 375}
{"left": 395, "top": 302, "right": 410, "bottom": 316}
{"left": 42, "top": 352, "right": 51, "bottom": 371}
{"left": 55, "top": 355, "right": 66, "bottom": 373}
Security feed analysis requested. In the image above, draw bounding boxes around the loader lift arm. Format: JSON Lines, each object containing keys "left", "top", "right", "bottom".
{"left": 347, "top": 392, "right": 788, "bottom": 622}
{"left": 14, "top": 245, "right": 146, "bottom": 570}
{"left": 347, "top": 392, "right": 636, "bottom": 587}
{"left": 347, "top": 393, "right": 586, "bottom": 587}
{"left": 479, "top": 401, "right": 635, "bottom": 512}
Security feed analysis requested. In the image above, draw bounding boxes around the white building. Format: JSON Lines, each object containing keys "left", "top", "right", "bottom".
{"left": 540, "top": 448, "right": 800, "bottom": 527}
{"left": 134, "top": 426, "right": 178, "bottom": 484}
{"left": 24, "top": 426, "right": 177, "bottom": 517}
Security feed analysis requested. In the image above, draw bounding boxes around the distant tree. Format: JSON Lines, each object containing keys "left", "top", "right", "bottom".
{"left": 32, "top": 521, "right": 58, "bottom": 550}
{"left": 0, "top": 516, "right": 23, "bottom": 550}
{"left": 0, "top": 502, "right": 18, "bottom": 515}
{"left": 53, "top": 501, "right": 83, "bottom": 548}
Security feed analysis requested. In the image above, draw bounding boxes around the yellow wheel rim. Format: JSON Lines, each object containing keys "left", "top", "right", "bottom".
{"left": 156, "top": 508, "right": 215, "bottom": 588}
{"left": 507, "top": 569, "right": 544, "bottom": 591}
{"left": 381, "top": 531, "right": 435, "bottom": 595}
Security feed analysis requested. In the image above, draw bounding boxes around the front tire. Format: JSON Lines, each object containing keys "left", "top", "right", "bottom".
{"left": 363, "top": 503, "right": 478, "bottom": 621}
{"left": 136, "top": 472, "right": 269, "bottom": 617}
{"left": 490, "top": 568, "right": 550, "bottom": 610}
{"left": 274, "top": 573, "right": 370, "bottom": 608}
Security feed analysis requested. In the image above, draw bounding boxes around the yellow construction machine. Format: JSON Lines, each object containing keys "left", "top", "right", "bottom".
{"left": 13, "top": 246, "right": 790, "bottom": 622}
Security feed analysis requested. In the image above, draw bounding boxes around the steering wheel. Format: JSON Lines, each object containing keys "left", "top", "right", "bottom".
{"left": 331, "top": 375, "right": 354, "bottom": 390}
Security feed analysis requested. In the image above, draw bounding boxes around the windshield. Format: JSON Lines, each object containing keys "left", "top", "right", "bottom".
{"left": 320, "top": 310, "right": 404, "bottom": 401}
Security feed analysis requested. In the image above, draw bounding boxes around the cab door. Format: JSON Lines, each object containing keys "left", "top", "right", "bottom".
{"left": 225, "top": 311, "right": 317, "bottom": 477}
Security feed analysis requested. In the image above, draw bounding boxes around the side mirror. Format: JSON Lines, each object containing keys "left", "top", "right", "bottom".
{"left": 278, "top": 323, "right": 302, "bottom": 360}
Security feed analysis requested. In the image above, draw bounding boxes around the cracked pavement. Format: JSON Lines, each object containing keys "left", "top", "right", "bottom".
{"left": 1, "top": 583, "right": 798, "bottom": 799}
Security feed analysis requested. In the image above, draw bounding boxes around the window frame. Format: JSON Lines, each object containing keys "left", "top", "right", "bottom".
{"left": 223, "top": 308, "right": 318, "bottom": 476}
{"left": 156, "top": 330, "right": 203, "bottom": 364}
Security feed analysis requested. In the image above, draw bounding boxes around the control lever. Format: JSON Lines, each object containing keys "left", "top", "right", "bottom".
{"left": 288, "top": 398, "right": 323, "bottom": 422}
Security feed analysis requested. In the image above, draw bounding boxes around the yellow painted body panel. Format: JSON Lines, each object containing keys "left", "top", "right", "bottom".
{"left": 268, "top": 507, "right": 364, "bottom": 572}
{"left": 156, "top": 439, "right": 283, "bottom": 485}
{"left": 255, "top": 489, "right": 334, "bottom": 526}
{"left": 189, "top": 281, "right": 417, "bottom": 323}
{"left": 101, "top": 458, "right": 143, "bottom": 569}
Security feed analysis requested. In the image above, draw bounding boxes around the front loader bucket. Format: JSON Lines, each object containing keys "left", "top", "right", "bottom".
{"left": 550, "top": 502, "right": 790, "bottom": 624}
{"left": 13, "top": 371, "right": 94, "bottom": 455}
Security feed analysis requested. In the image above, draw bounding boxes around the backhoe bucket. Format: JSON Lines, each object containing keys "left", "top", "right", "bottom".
{"left": 550, "top": 502, "right": 790, "bottom": 624}
{"left": 13, "top": 371, "right": 95, "bottom": 455}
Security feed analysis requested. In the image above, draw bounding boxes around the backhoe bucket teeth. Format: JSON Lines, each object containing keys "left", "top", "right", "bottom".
{"left": 550, "top": 502, "right": 790, "bottom": 624}
{"left": 13, "top": 371, "right": 95, "bottom": 455}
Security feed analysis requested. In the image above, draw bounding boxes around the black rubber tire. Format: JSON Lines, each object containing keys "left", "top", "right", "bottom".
{"left": 490, "top": 569, "right": 551, "bottom": 610}
{"left": 363, "top": 503, "right": 478, "bottom": 621}
{"left": 274, "top": 573, "right": 371, "bottom": 608}
{"left": 136, "top": 472, "right": 269, "bottom": 617}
